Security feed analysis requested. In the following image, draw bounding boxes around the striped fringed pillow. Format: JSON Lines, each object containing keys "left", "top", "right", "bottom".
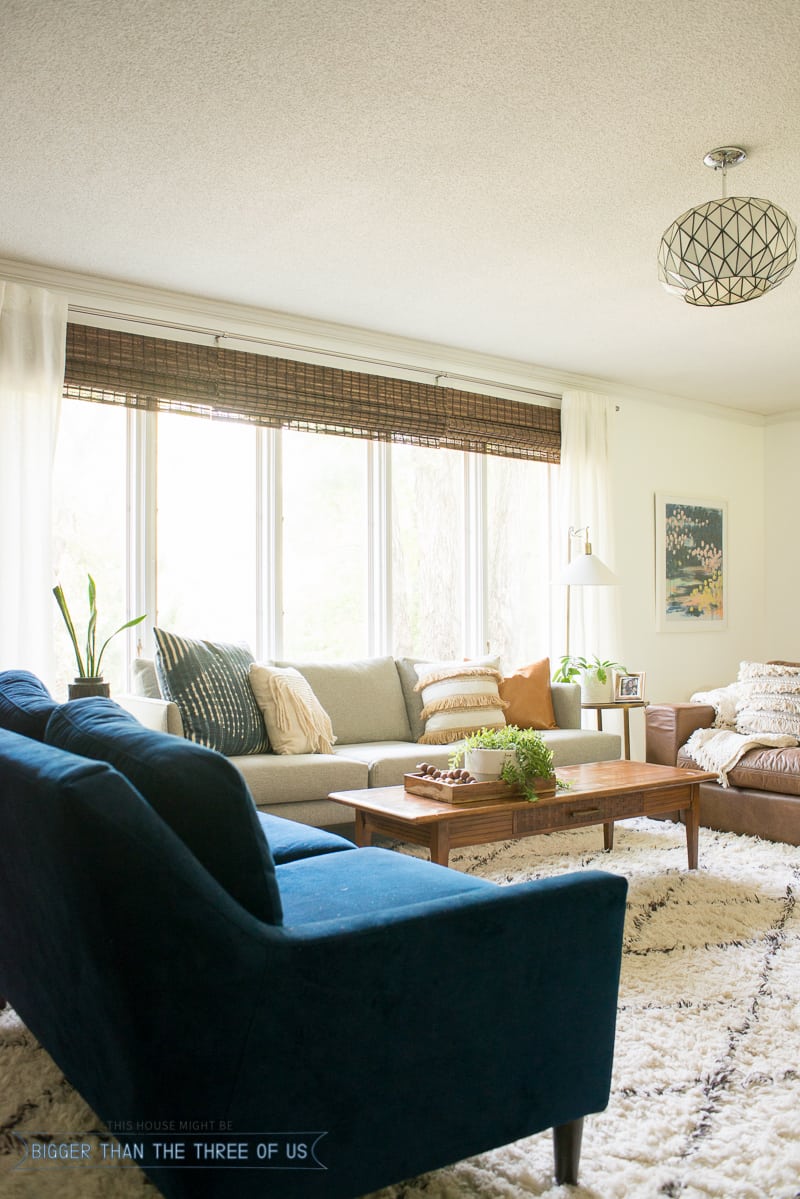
{"left": 154, "top": 629, "right": 269, "bottom": 756}
{"left": 736, "top": 660, "right": 800, "bottom": 738}
{"left": 413, "top": 662, "right": 508, "bottom": 745}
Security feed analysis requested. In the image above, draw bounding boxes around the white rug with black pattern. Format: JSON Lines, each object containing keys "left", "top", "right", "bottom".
{"left": 2, "top": 817, "right": 799, "bottom": 1199}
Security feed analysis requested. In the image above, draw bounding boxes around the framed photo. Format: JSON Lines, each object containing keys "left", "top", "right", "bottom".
{"left": 614, "top": 671, "right": 645, "bottom": 701}
{"left": 655, "top": 494, "right": 727, "bottom": 631}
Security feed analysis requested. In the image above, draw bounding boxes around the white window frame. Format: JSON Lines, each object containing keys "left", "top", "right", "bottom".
{"left": 117, "top": 418, "right": 512, "bottom": 666}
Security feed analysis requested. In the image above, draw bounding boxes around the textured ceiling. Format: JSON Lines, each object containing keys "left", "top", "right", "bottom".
{"left": 3, "top": 0, "right": 800, "bottom": 414}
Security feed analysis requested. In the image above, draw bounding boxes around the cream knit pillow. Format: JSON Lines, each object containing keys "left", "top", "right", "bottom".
{"left": 413, "top": 662, "right": 507, "bottom": 745}
{"left": 248, "top": 664, "right": 336, "bottom": 755}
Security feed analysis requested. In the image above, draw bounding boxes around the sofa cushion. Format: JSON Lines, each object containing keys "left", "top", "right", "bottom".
{"left": 131, "top": 657, "right": 161, "bottom": 699}
{"left": 539, "top": 727, "right": 621, "bottom": 766}
{"left": 736, "top": 661, "right": 800, "bottom": 738}
{"left": 0, "top": 670, "right": 58, "bottom": 740}
{"left": 499, "top": 658, "right": 558, "bottom": 730}
{"left": 276, "top": 845, "right": 494, "bottom": 925}
{"left": 45, "top": 698, "right": 282, "bottom": 925}
{"left": 678, "top": 743, "right": 800, "bottom": 797}
{"left": 332, "top": 741, "right": 458, "bottom": 788}
{"left": 414, "top": 662, "right": 507, "bottom": 745}
{"left": 396, "top": 656, "right": 502, "bottom": 742}
{"left": 277, "top": 656, "right": 412, "bottom": 744}
{"left": 248, "top": 663, "right": 335, "bottom": 754}
{"left": 257, "top": 812, "right": 355, "bottom": 862}
{"left": 234, "top": 751, "right": 368, "bottom": 808}
{"left": 153, "top": 629, "right": 269, "bottom": 755}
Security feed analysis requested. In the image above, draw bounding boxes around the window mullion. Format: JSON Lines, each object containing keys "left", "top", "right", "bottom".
{"left": 464, "top": 452, "right": 489, "bottom": 657}
{"left": 126, "top": 407, "right": 157, "bottom": 677}
{"left": 367, "top": 441, "right": 391, "bottom": 656}
{"left": 257, "top": 427, "right": 283, "bottom": 660}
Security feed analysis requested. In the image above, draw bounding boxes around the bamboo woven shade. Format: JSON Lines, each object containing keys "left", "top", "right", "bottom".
{"left": 63, "top": 324, "right": 560, "bottom": 463}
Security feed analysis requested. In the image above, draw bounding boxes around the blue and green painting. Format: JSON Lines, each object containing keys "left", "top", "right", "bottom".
{"left": 664, "top": 501, "right": 724, "bottom": 622}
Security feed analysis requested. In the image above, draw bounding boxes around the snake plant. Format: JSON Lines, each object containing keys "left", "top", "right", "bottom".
{"left": 53, "top": 575, "right": 145, "bottom": 679}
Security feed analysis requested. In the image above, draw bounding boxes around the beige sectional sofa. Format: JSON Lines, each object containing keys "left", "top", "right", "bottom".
{"left": 121, "top": 655, "right": 621, "bottom": 828}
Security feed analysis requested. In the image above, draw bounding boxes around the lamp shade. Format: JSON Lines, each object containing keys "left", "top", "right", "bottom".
{"left": 559, "top": 552, "right": 618, "bottom": 587}
{"left": 658, "top": 195, "right": 797, "bottom": 307}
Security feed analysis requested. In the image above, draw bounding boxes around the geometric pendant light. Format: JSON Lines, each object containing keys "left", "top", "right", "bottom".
{"left": 658, "top": 147, "right": 797, "bottom": 306}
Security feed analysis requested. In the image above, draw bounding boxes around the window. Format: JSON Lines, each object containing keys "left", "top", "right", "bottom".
{"left": 52, "top": 399, "right": 128, "bottom": 697}
{"left": 156, "top": 413, "right": 258, "bottom": 646}
{"left": 280, "top": 431, "right": 368, "bottom": 659}
{"left": 486, "top": 455, "right": 554, "bottom": 669}
{"left": 391, "top": 443, "right": 465, "bottom": 659}
{"left": 55, "top": 395, "right": 557, "bottom": 674}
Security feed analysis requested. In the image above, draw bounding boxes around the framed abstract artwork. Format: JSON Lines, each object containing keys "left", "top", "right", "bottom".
{"left": 655, "top": 494, "right": 727, "bottom": 631}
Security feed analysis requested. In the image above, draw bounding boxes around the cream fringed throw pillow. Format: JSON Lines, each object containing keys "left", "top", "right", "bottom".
{"left": 248, "top": 664, "right": 336, "bottom": 755}
{"left": 413, "top": 662, "right": 507, "bottom": 745}
{"left": 736, "top": 661, "right": 800, "bottom": 738}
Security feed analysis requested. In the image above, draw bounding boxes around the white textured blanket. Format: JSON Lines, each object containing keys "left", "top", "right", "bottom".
{"left": 683, "top": 726, "right": 797, "bottom": 787}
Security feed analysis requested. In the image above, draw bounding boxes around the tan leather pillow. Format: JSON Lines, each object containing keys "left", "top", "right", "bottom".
{"left": 499, "top": 658, "right": 558, "bottom": 730}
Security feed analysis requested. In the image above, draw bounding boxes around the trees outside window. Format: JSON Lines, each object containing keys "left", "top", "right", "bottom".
{"left": 54, "top": 400, "right": 555, "bottom": 679}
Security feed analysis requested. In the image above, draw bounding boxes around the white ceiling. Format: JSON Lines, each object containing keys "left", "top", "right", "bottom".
{"left": 3, "top": 0, "right": 800, "bottom": 415}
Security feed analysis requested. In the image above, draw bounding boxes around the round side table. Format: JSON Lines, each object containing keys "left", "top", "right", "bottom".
{"left": 581, "top": 700, "right": 648, "bottom": 760}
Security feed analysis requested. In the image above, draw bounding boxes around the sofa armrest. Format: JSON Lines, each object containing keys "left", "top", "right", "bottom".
{"left": 645, "top": 703, "right": 715, "bottom": 766}
{"left": 116, "top": 693, "right": 184, "bottom": 738}
{"left": 551, "top": 682, "right": 581, "bottom": 729}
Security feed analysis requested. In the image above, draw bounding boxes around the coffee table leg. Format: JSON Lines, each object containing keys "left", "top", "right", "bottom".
{"left": 603, "top": 820, "right": 615, "bottom": 851}
{"left": 354, "top": 811, "right": 372, "bottom": 848}
{"left": 684, "top": 785, "right": 700, "bottom": 869}
{"left": 428, "top": 824, "right": 450, "bottom": 868}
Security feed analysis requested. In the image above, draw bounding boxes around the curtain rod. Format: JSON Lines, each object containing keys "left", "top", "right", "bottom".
{"left": 68, "top": 305, "right": 561, "bottom": 404}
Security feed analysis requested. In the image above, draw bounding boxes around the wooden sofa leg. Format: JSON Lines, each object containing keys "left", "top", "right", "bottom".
{"left": 553, "top": 1117, "right": 583, "bottom": 1185}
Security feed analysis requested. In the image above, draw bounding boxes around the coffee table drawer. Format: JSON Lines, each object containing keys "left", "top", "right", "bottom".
{"left": 513, "top": 791, "right": 645, "bottom": 834}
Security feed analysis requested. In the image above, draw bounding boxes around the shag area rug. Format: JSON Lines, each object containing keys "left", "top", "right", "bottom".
{"left": 2, "top": 818, "right": 799, "bottom": 1199}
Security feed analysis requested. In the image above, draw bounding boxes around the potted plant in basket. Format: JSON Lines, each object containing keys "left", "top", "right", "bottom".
{"left": 449, "top": 726, "right": 558, "bottom": 802}
{"left": 553, "top": 654, "right": 626, "bottom": 704}
{"left": 53, "top": 575, "right": 146, "bottom": 700}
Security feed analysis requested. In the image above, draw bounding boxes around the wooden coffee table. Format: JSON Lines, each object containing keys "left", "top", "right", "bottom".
{"left": 329, "top": 760, "right": 717, "bottom": 869}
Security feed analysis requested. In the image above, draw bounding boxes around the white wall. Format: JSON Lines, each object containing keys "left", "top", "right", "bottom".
{"left": 764, "top": 417, "right": 800, "bottom": 659}
{"left": 606, "top": 394, "right": 766, "bottom": 757}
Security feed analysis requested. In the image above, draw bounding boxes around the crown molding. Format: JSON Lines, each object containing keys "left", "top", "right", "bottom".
{"left": 0, "top": 254, "right": 766, "bottom": 424}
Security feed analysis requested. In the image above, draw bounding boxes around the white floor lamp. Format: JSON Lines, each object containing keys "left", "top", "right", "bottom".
{"left": 559, "top": 526, "right": 618, "bottom": 656}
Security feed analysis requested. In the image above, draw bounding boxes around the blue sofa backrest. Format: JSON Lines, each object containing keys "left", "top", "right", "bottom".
{"left": 0, "top": 669, "right": 58, "bottom": 739}
{"left": 45, "top": 697, "right": 282, "bottom": 925}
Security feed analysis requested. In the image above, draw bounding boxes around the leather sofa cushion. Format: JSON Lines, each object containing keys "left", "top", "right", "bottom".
{"left": 679, "top": 744, "right": 800, "bottom": 797}
{"left": 0, "top": 670, "right": 58, "bottom": 740}
{"left": 46, "top": 698, "right": 283, "bottom": 924}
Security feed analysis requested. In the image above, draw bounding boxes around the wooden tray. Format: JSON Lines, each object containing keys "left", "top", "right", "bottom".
{"left": 403, "top": 774, "right": 558, "bottom": 804}
{"left": 403, "top": 774, "right": 518, "bottom": 803}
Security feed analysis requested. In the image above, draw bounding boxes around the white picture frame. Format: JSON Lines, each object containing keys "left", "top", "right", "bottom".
{"left": 614, "top": 671, "right": 645, "bottom": 701}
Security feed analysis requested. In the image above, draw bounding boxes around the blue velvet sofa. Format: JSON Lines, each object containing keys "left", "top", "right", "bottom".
{"left": 0, "top": 670, "right": 627, "bottom": 1199}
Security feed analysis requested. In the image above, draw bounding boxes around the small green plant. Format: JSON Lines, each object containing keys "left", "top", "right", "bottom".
{"left": 53, "top": 575, "right": 145, "bottom": 680}
{"left": 552, "top": 654, "right": 626, "bottom": 685}
{"left": 449, "top": 725, "right": 520, "bottom": 766}
{"left": 449, "top": 725, "right": 558, "bottom": 803}
{"left": 499, "top": 728, "right": 555, "bottom": 802}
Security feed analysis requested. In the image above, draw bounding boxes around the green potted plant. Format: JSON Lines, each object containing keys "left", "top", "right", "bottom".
{"left": 53, "top": 575, "right": 146, "bottom": 700}
{"left": 449, "top": 725, "right": 520, "bottom": 781}
{"left": 450, "top": 725, "right": 557, "bottom": 800}
{"left": 552, "top": 654, "right": 627, "bottom": 703}
{"left": 499, "top": 728, "right": 556, "bottom": 802}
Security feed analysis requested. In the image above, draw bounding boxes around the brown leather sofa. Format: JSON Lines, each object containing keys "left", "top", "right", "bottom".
{"left": 646, "top": 702, "right": 800, "bottom": 846}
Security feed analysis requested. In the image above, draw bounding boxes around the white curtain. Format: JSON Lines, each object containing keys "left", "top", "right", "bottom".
{"left": 556, "top": 390, "right": 621, "bottom": 663}
{"left": 0, "top": 282, "right": 68, "bottom": 681}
